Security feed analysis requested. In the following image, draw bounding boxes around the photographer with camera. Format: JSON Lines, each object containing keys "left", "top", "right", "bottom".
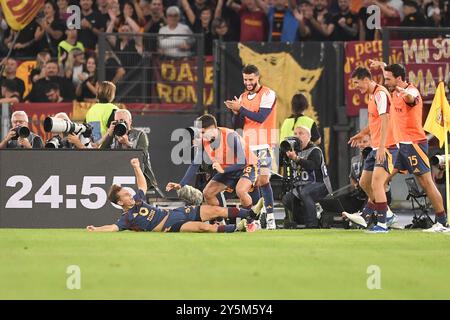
{"left": 100, "top": 109, "right": 162, "bottom": 196}
{"left": 431, "top": 154, "right": 448, "bottom": 212}
{"left": 281, "top": 125, "right": 331, "bottom": 228}
{"left": 350, "top": 134, "right": 371, "bottom": 191}
{"left": 44, "top": 112, "right": 93, "bottom": 149}
{"left": 0, "top": 111, "right": 43, "bottom": 149}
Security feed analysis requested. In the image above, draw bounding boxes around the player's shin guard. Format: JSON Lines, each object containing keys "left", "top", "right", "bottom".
{"left": 260, "top": 183, "right": 274, "bottom": 214}
{"left": 249, "top": 186, "right": 261, "bottom": 205}
{"left": 217, "top": 225, "right": 236, "bottom": 233}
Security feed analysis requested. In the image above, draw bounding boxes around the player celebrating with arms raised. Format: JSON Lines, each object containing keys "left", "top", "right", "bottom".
{"left": 87, "top": 158, "right": 263, "bottom": 233}
{"left": 371, "top": 61, "right": 448, "bottom": 232}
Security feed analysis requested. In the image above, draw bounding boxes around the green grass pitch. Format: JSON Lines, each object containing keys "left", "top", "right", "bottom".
{"left": 1, "top": 229, "right": 449, "bottom": 300}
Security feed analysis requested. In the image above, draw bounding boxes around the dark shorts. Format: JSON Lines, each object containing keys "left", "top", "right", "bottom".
{"left": 363, "top": 146, "right": 398, "bottom": 174}
{"left": 394, "top": 141, "right": 430, "bottom": 175}
{"left": 212, "top": 165, "right": 257, "bottom": 188}
{"left": 162, "top": 206, "right": 201, "bottom": 232}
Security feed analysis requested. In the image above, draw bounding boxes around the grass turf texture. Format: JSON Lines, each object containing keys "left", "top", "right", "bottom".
{"left": 1, "top": 229, "right": 449, "bottom": 300}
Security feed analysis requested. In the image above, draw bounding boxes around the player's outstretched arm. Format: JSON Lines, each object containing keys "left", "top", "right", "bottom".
{"left": 86, "top": 224, "right": 119, "bottom": 232}
{"left": 348, "top": 126, "right": 370, "bottom": 147}
{"left": 131, "top": 158, "right": 147, "bottom": 193}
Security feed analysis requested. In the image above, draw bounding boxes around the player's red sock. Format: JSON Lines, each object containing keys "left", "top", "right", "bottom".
{"left": 227, "top": 207, "right": 252, "bottom": 219}
{"left": 217, "top": 225, "right": 236, "bottom": 233}
{"left": 361, "top": 201, "right": 375, "bottom": 220}
{"left": 374, "top": 202, "right": 388, "bottom": 224}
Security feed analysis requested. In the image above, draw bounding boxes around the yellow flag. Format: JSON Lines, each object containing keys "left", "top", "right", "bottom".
{"left": 1, "top": 0, "right": 45, "bottom": 31}
{"left": 424, "top": 82, "right": 450, "bottom": 148}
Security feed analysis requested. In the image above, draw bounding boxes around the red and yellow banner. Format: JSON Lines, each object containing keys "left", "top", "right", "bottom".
{"left": 1, "top": 0, "right": 45, "bottom": 31}
{"left": 154, "top": 56, "right": 214, "bottom": 107}
{"left": 344, "top": 38, "right": 450, "bottom": 116}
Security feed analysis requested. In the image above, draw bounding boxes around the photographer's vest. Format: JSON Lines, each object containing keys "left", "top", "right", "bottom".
{"left": 85, "top": 102, "right": 118, "bottom": 142}
{"left": 109, "top": 129, "right": 158, "bottom": 187}
{"left": 7, "top": 132, "right": 42, "bottom": 149}
{"left": 296, "top": 146, "right": 332, "bottom": 194}
{"left": 279, "top": 115, "right": 315, "bottom": 143}
{"left": 203, "top": 127, "right": 257, "bottom": 168}
{"left": 110, "top": 128, "right": 143, "bottom": 149}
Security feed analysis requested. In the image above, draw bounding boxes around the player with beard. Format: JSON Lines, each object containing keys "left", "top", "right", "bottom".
{"left": 224, "top": 64, "right": 278, "bottom": 230}
{"left": 368, "top": 61, "right": 448, "bottom": 232}
{"left": 167, "top": 114, "right": 260, "bottom": 231}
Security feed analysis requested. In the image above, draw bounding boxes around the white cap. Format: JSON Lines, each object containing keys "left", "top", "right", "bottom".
{"left": 295, "top": 125, "right": 311, "bottom": 135}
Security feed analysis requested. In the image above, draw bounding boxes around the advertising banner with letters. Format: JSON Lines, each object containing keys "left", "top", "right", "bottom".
{"left": 345, "top": 38, "right": 450, "bottom": 116}
{"left": 153, "top": 56, "right": 214, "bottom": 107}
{"left": 0, "top": 150, "right": 143, "bottom": 228}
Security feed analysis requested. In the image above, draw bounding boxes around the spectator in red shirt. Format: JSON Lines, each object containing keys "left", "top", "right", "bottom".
{"left": 227, "top": 0, "right": 267, "bottom": 42}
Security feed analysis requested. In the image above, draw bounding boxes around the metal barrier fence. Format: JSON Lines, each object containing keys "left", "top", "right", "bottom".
{"left": 98, "top": 32, "right": 205, "bottom": 110}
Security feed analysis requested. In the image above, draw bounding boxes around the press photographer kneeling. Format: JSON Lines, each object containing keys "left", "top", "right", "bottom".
{"left": 281, "top": 125, "right": 332, "bottom": 228}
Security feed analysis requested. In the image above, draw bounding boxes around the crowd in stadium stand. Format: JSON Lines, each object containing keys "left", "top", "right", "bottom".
{"left": 0, "top": 0, "right": 449, "bottom": 104}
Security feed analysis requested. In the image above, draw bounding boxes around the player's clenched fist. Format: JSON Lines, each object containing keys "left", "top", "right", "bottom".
{"left": 130, "top": 158, "right": 140, "bottom": 168}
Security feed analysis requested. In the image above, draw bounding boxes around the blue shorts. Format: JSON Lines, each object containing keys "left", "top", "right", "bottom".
{"left": 212, "top": 165, "right": 257, "bottom": 188}
{"left": 162, "top": 206, "right": 201, "bottom": 232}
{"left": 394, "top": 141, "right": 430, "bottom": 175}
{"left": 363, "top": 146, "right": 398, "bottom": 174}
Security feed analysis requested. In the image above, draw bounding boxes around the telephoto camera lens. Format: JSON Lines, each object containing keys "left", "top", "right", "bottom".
{"left": 113, "top": 120, "right": 128, "bottom": 136}
{"left": 430, "top": 154, "right": 446, "bottom": 166}
{"left": 44, "top": 117, "right": 91, "bottom": 136}
{"left": 280, "top": 136, "right": 302, "bottom": 154}
{"left": 11, "top": 126, "right": 30, "bottom": 140}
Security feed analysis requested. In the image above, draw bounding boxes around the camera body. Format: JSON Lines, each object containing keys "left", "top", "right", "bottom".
{"left": 279, "top": 137, "right": 303, "bottom": 193}
{"left": 431, "top": 154, "right": 448, "bottom": 167}
{"left": 113, "top": 119, "right": 129, "bottom": 137}
{"left": 280, "top": 136, "right": 302, "bottom": 155}
{"left": 45, "top": 135, "right": 62, "bottom": 149}
{"left": 11, "top": 126, "right": 30, "bottom": 140}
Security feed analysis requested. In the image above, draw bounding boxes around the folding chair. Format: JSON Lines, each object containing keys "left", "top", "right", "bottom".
{"left": 405, "top": 177, "right": 434, "bottom": 228}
